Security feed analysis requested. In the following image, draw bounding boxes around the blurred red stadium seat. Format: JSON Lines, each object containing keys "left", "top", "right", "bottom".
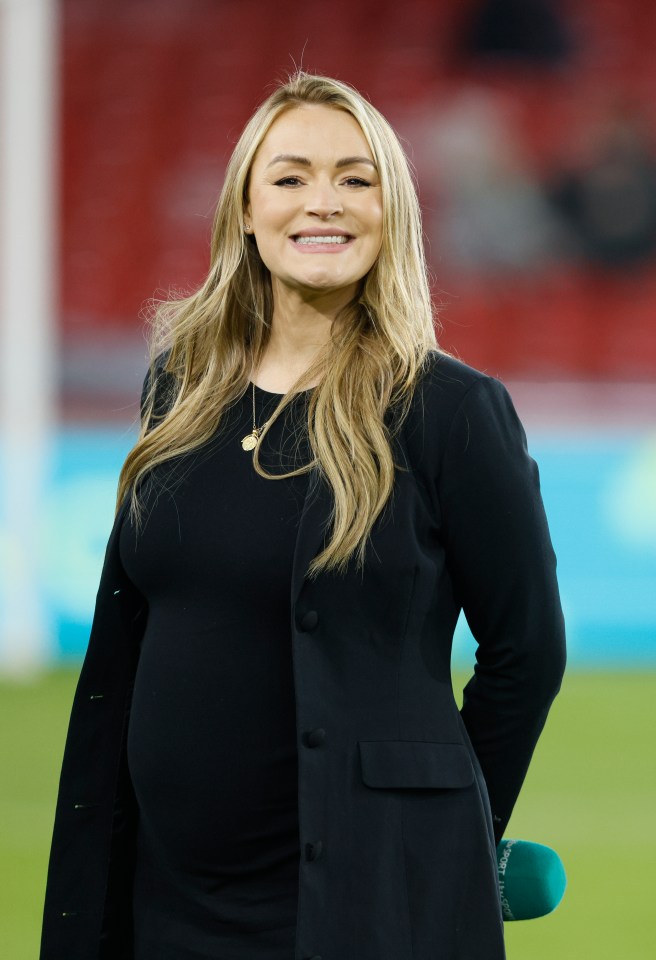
{"left": 60, "top": 0, "right": 656, "bottom": 378}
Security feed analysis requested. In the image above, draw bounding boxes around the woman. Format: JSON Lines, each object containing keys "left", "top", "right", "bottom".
{"left": 40, "top": 72, "right": 566, "bottom": 960}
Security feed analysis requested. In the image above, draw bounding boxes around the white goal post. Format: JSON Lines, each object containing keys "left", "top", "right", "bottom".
{"left": 0, "top": 0, "right": 57, "bottom": 672}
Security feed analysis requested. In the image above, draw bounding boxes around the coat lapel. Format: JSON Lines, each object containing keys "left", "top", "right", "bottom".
{"left": 290, "top": 465, "right": 333, "bottom": 608}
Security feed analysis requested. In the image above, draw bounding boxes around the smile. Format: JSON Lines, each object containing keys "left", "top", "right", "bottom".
{"left": 293, "top": 235, "right": 351, "bottom": 244}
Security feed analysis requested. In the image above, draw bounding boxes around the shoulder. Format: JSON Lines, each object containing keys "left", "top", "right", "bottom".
{"left": 410, "top": 350, "right": 509, "bottom": 426}
{"left": 401, "top": 350, "right": 524, "bottom": 475}
{"left": 140, "top": 347, "right": 179, "bottom": 426}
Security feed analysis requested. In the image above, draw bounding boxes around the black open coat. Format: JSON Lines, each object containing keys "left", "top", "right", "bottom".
{"left": 40, "top": 352, "right": 566, "bottom": 960}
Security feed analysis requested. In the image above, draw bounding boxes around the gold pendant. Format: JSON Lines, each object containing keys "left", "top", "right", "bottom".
{"left": 241, "top": 430, "right": 259, "bottom": 451}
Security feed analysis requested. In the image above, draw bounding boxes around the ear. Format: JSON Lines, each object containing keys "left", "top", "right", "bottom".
{"left": 243, "top": 200, "right": 252, "bottom": 232}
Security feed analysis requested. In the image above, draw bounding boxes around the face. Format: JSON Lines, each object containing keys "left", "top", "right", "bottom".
{"left": 244, "top": 104, "right": 383, "bottom": 303}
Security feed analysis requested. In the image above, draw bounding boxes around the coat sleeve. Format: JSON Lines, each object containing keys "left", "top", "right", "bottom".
{"left": 438, "top": 375, "right": 566, "bottom": 844}
{"left": 98, "top": 356, "right": 175, "bottom": 954}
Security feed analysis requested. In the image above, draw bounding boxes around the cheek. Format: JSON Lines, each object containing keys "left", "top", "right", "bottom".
{"left": 249, "top": 190, "right": 287, "bottom": 232}
{"left": 367, "top": 204, "right": 384, "bottom": 255}
{"left": 366, "top": 199, "right": 384, "bottom": 244}
{"left": 249, "top": 190, "right": 271, "bottom": 231}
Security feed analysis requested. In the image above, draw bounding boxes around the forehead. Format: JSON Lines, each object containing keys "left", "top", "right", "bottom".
{"left": 252, "top": 104, "right": 373, "bottom": 166}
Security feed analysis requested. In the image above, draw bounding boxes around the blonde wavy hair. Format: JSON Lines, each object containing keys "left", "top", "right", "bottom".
{"left": 117, "top": 71, "right": 439, "bottom": 577}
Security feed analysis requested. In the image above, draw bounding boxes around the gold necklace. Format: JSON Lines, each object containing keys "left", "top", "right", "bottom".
{"left": 241, "top": 382, "right": 271, "bottom": 451}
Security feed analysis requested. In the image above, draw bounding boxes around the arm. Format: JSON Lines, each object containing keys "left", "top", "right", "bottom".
{"left": 98, "top": 356, "right": 175, "bottom": 955}
{"left": 439, "top": 376, "right": 566, "bottom": 843}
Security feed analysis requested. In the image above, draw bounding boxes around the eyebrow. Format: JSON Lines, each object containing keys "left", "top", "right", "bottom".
{"left": 266, "top": 153, "right": 377, "bottom": 170}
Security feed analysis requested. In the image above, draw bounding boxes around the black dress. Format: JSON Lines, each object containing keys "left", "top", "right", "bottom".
{"left": 119, "top": 383, "right": 313, "bottom": 960}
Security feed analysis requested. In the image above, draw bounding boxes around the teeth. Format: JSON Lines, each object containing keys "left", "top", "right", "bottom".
{"left": 294, "top": 235, "right": 350, "bottom": 244}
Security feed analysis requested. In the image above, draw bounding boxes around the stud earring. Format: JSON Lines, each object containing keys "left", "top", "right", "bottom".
{"left": 244, "top": 223, "right": 252, "bottom": 233}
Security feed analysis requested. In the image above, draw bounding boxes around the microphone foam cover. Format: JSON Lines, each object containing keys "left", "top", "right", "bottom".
{"left": 496, "top": 838, "right": 567, "bottom": 921}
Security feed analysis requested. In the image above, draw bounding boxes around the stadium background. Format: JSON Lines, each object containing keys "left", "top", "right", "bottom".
{"left": 1, "top": 0, "right": 654, "bottom": 957}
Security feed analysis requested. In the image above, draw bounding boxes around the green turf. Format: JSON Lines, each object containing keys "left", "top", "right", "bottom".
{"left": 1, "top": 667, "right": 654, "bottom": 958}
{"left": 0, "top": 669, "right": 79, "bottom": 959}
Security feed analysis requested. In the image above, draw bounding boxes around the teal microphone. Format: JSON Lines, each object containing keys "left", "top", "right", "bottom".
{"left": 496, "top": 839, "right": 567, "bottom": 921}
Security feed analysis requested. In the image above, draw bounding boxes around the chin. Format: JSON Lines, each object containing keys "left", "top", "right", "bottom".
{"left": 273, "top": 270, "right": 359, "bottom": 299}
{"left": 299, "top": 271, "right": 352, "bottom": 290}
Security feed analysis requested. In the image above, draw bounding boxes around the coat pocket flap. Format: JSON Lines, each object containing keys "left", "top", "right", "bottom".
{"left": 358, "top": 739, "right": 474, "bottom": 789}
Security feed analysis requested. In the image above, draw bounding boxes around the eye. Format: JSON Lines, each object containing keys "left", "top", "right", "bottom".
{"left": 274, "top": 176, "right": 303, "bottom": 187}
{"left": 343, "top": 177, "right": 372, "bottom": 187}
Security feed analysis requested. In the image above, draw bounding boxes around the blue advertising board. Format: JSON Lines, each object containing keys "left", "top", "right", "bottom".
{"left": 2, "top": 426, "right": 655, "bottom": 667}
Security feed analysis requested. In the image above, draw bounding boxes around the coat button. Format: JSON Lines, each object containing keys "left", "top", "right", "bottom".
{"left": 305, "top": 840, "right": 323, "bottom": 861}
{"left": 303, "top": 728, "right": 326, "bottom": 748}
{"left": 299, "top": 610, "right": 319, "bottom": 631}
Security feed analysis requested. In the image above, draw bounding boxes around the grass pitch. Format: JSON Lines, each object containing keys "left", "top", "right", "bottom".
{"left": 1, "top": 667, "right": 654, "bottom": 959}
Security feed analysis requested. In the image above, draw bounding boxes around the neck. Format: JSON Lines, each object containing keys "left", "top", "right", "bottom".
{"left": 254, "top": 280, "right": 356, "bottom": 393}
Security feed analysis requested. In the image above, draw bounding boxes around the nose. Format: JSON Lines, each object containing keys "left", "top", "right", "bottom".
{"left": 304, "top": 178, "right": 343, "bottom": 219}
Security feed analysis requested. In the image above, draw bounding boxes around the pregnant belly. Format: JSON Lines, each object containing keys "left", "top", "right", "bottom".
{"left": 127, "top": 622, "right": 299, "bottom": 873}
